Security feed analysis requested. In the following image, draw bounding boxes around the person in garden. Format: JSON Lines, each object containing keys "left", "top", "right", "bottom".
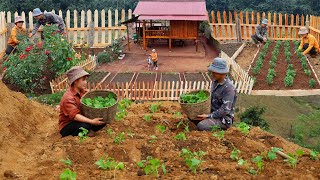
{"left": 59, "top": 66, "right": 106, "bottom": 137}
{"left": 297, "top": 26, "right": 320, "bottom": 58}
{"left": 251, "top": 19, "right": 268, "bottom": 46}
{"left": 28, "top": 8, "right": 66, "bottom": 39}
{"left": 5, "top": 16, "right": 27, "bottom": 55}
{"left": 197, "top": 58, "right": 237, "bottom": 131}
{"left": 150, "top": 49, "right": 159, "bottom": 70}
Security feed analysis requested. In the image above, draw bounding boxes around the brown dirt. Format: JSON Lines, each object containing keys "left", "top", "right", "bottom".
{"left": 236, "top": 44, "right": 259, "bottom": 71}
{"left": 220, "top": 43, "right": 243, "bottom": 58}
{"left": 1, "top": 81, "right": 320, "bottom": 179}
{"left": 183, "top": 72, "right": 206, "bottom": 82}
{"left": 135, "top": 73, "right": 157, "bottom": 82}
{"left": 251, "top": 42, "right": 319, "bottom": 90}
{"left": 87, "top": 71, "right": 109, "bottom": 83}
{"left": 160, "top": 73, "right": 181, "bottom": 82}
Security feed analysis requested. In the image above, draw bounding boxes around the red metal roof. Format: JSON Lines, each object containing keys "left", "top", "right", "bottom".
{"left": 133, "top": 0, "right": 208, "bottom": 21}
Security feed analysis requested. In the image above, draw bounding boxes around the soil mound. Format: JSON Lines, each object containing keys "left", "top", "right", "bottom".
{"left": 0, "top": 82, "right": 319, "bottom": 179}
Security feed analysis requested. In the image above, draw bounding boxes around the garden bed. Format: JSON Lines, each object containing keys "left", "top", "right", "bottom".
{"left": 220, "top": 43, "right": 243, "bottom": 58}
{"left": 235, "top": 44, "right": 259, "bottom": 71}
{"left": 135, "top": 72, "right": 157, "bottom": 82}
{"left": 87, "top": 71, "right": 110, "bottom": 83}
{"left": 250, "top": 41, "right": 319, "bottom": 90}
{"left": 183, "top": 72, "right": 207, "bottom": 82}
{"left": 160, "top": 73, "right": 181, "bottom": 82}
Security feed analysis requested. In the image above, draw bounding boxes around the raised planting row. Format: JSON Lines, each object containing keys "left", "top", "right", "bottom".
{"left": 87, "top": 71, "right": 110, "bottom": 83}
{"left": 250, "top": 41, "right": 319, "bottom": 90}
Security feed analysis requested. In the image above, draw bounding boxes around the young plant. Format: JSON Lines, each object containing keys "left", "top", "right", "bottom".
{"left": 78, "top": 127, "right": 89, "bottom": 142}
{"left": 115, "top": 109, "right": 128, "bottom": 121}
{"left": 60, "top": 158, "right": 73, "bottom": 167}
{"left": 175, "top": 132, "right": 187, "bottom": 141}
{"left": 180, "top": 90, "right": 209, "bottom": 104}
{"left": 210, "top": 125, "right": 221, "bottom": 132}
{"left": 237, "top": 159, "right": 248, "bottom": 166}
{"left": 95, "top": 157, "right": 125, "bottom": 179}
{"left": 156, "top": 124, "right": 166, "bottom": 133}
{"left": 60, "top": 168, "right": 77, "bottom": 180}
{"left": 230, "top": 148, "right": 241, "bottom": 161}
{"left": 143, "top": 114, "right": 152, "bottom": 122}
{"left": 284, "top": 75, "right": 294, "bottom": 87}
{"left": 251, "top": 156, "right": 264, "bottom": 173}
{"left": 149, "top": 103, "right": 160, "bottom": 113}
{"left": 309, "top": 79, "right": 316, "bottom": 88}
{"left": 266, "top": 73, "right": 274, "bottom": 85}
{"left": 310, "top": 150, "right": 319, "bottom": 160}
{"left": 236, "top": 122, "right": 251, "bottom": 135}
{"left": 267, "top": 147, "right": 283, "bottom": 160}
{"left": 212, "top": 130, "right": 225, "bottom": 140}
{"left": 177, "top": 120, "right": 190, "bottom": 132}
{"left": 174, "top": 111, "right": 182, "bottom": 117}
{"left": 106, "top": 128, "right": 114, "bottom": 135}
{"left": 304, "top": 69, "right": 312, "bottom": 77}
{"left": 179, "top": 148, "right": 206, "bottom": 174}
{"left": 113, "top": 132, "right": 125, "bottom": 144}
{"left": 149, "top": 135, "right": 157, "bottom": 143}
{"left": 285, "top": 149, "right": 304, "bottom": 168}
{"left": 137, "top": 156, "right": 166, "bottom": 176}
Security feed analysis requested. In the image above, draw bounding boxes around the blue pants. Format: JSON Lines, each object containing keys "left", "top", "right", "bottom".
{"left": 197, "top": 118, "right": 230, "bottom": 131}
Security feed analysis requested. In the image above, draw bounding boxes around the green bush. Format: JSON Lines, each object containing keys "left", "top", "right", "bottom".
{"left": 97, "top": 51, "right": 111, "bottom": 64}
{"left": 34, "top": 91, "right": 65, "bottom": 106}
{"left": 309, "top": 79, "right": 316, "bottom": 88}
{"left": 293, "top": 111, "right": 320, "bottom": 151}
{"left": 239, "top": 106, "right": 269, "bottom": 130}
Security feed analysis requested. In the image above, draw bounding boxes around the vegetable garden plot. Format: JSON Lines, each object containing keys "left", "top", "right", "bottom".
{"left": 133, "top": 73, "right": 158, "bottom": 99}
{"left": 183, "top": 72, "right": 206, "bottom": 82}
{"left": 250, "top": 41, "right": 319, "bottom": 90}
{"left": 220, "top": 43, "right": 243, "bottom": 58}
{"left": 87, "top": 71, "right": 110, "bottom": 83}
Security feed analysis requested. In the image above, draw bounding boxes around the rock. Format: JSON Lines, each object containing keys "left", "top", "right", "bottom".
{"left": 4, "top": 170, "right": 18, "bottom": 178}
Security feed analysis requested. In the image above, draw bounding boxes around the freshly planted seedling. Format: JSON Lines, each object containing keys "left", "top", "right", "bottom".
{"left": 237, "top": 159, "right": 247, "bottom": 166}
{"left": 60, "top": 158, "right": 72, "bottom": 167}
{"left": 309, "top": 79, "right": 316, "bottom": 88}
{"left": 106, "top": 128, "right": 114, "bottom": 135}
{"left": 115, "top": 99, "right": 132, "bottom": 121}
{"left": 59, "top": 168, "right": 77, "bottom": 180}
{"left": 251, "top": 156, "right": 264, "bottom": 173}
{"left": 137, "top": 156, "right": 166, "bottom": 176}
{"left": 175, "top": 132, "right": 187, "bottom": 141}
{"left": 304, "top": 69, "right": 312, "bottom": 77}
{"left": 248, "top": 167, "right": 257, "bottom": 175}
{"left": 177, "top": 121, "right": 190, "bottom": 132}
{"left": 149, "top": 135, "right": 157, "bottom": 143}
{"left": 114, "top": 132, "right": 125, "bottom": 144}
{"left": 230, "top": 148, "right": 240, "bottom": 161}
{"left": 174, "top": 111, "right": 182, "bottom": 117}
{"left": 149, "top": 103, "right": 160, "bottom": 113}
{"left": 115, "top": 109, "right": 128, "bottom": 121}
{"left": 310, "top": 150, "right": 319, "bottom": 160}
{"left": 179, "top": 148, "right": 206, "bottom": 174}
{"left": 180, "top": 90, "right": 209, "bottom": 104}
{"left": 143, "top": 114, "right": 152, "bottom": 122}
{"left": 267, "top": 147, "right": 282, "bottom": 160}
{"left": 236, "top": 122, "right": 250, "bottom": 134}
{"left": 285, "top": 149, "right": 304, "bottom": 168}
{"left": 78, "top": 127, "right": 89, "bottom": 142}
{"left": 82, "top": 94, "right": 117, "bottom": 109}
{"left": 156, "top": 124, "right": 166, "bottom": 133}
{"left": 210, "top": 125, "right": 221, "bottom": 132}
{"left": 212, "top": 130, "right": 225, "bottom": 140}
{"left": 95, "top": 157, "right": 124, "bottom": 179}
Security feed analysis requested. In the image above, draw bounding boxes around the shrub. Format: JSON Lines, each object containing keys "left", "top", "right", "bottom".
{"left": 97, "top": 51, "right": 111, "bottom": 64}
{"left": 309, "top": 79, "right": 316, "bottom": 88}
{"left": 239, "top": 106, "right": 269, "bottom": 130}
{"left": 34, "top": 91, "right": 64, "bottom": 106}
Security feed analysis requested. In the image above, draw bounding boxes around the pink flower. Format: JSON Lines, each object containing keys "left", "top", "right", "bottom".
{"left": 20, "top": 54, "right": 27, "bottom": 60}
{"left": 3, "top": 67, "right": 7, "bottom": 71}
{"left": 67, "top": 57, "right": 72, "bottom": 61}
{"left": 36, "top": 42, "right": 44, "bottom": 48}
{"left": 25, "top": 45, "right": 32, "bottom": 52}
{"left": 43, "top": 76, "right": 47, "bottom": 80}
{"left": 45, "top": 50, "right": 50, "bottom": 55}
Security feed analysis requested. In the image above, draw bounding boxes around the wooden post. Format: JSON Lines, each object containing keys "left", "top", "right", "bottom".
{"left": 196, "top": 21, "right": 199, "bottom": 52}
{"left": 143, "top": 20, "right": 146, "bottom": 50}
{"left": 127, "top": 24, "right": 130, "bottom": 51}
{"left": 235, "top": 18, "right": 242, "bottom": 42}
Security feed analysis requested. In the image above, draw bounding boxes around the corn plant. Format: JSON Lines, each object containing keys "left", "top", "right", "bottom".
{"left": 137, "top": 156, "right": 166, "bottom": 176}
{"left": 179, "top": 148, "right": 206, "bottom": 174}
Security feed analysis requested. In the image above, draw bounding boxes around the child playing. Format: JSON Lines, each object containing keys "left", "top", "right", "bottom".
{"left": 147, "top": 55, "right": 153, "bottom": 71}
{"left": 150, "top": 49, "right": 159, "bottom": 70}
{"left": 6, "top": 16, "right": 27, "bottom": 55}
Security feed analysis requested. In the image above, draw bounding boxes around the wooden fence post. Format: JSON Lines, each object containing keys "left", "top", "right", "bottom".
{"left": 235, "top": 18, "right": 242, "bottom": 42}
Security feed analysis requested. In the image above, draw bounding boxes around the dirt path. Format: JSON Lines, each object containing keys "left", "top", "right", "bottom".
{"left": 235, "top": 44, "right": 259, "bottom": 71}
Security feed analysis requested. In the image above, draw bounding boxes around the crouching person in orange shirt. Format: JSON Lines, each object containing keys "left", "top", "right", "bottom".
{"left": 59, "top": 66, "right": 106, "bottom": 137}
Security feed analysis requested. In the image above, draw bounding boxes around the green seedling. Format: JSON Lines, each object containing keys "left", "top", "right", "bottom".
{"left": 106, "top": 129, "right": 114, "bottom": 135}
{"left": 156, "top": 124, "right": 166, "bottom": 133}
{"left": 237, "top": 159, "right": 247, "bottom": 166}
{"left": 149, "top": 135, "right": 157, "bottom": 143}
{"left": 95, "top": 157, "right": 124, "bottom": 179}
{"left": 267, "top": 147, "right": 282, "bottom": 161}
{"left": 212, "top": 130, "right": 225, "bottom": 140}
{"left": 78, "top": 127, "right": 89, "bottom": 142}
{"left": 248, "top": 167, "right": 257, "bottom": 175}
{"left": 60, "top": 168, "right": 77, "bottom": 180}
{"left": 285, "top": 149, "right": 304, "bottom": 168}
{"left": 177, "top": 121, "right": 190, "bottom": 132}
{"left": 251, "top": 156, "right": 264, "bottom": 173}
{"left": 114, "top": 132, "right": 125, "bottom": 144}
{"left": 174, "top": 111, "right": 182, "bottom": 117}
{"left": 137, "top": 156, "right": 166, "bottom": 176}
{"left": 179, "top": 148, "right": 206, "bottom": 174}
{"left": 174, "top": 132, "right": 187, "bottom": 141}
{"left": 309, "top": 79, "right": 316, "bottom": 88}
{"left": 60, "top": 158, "right": 72, "bottom": 167}
{"left": 149, "top": 103, "right": 160, "bottom": 113}
{"left": 143, "top": 114, "right": 152, "bottom": 122}
{"left": 230, "top": 149, "right": 240, "bottom": 161}
{"left": 210, "top": 125, "right": 221, "bottom": 132}
{"left": 115, "top": 109, "right": 127, "bottom": 121}
{"left": 236, "top": 122, "right": 250, "bottom": 134}
{"left": 310, "top": 150, "right": 319, "bottom": 160}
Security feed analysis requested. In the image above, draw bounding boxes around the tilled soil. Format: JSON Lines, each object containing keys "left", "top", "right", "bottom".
{"left": 236, "top": 44, "right": 259, "bottom": 71}
{"left": 1, "top": 81, "right": 320, "bottom": 179}
{"left": 251, "top": 42, "right": 319, "bottom": 90}
{"left": 183, "top": 72, "right": 206, "bottom": 82}
{"left": 220, "top": 43, "right": 243, "bottom": 57}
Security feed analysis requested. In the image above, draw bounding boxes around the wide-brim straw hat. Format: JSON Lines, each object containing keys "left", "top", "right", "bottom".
{"left": 298, "top": 27, "right": 308, "bottom": 35}
{"left": 67, "top": 66, "right": 90, "bottom": 85}
{"left": 208, "top": 57, "right": 229, "bottom": 74}
{"left": 14, "top": 16, "right": 24, "bottom": 23}
{"left": 32, "top": 8, "right": 43, "bottom": 17}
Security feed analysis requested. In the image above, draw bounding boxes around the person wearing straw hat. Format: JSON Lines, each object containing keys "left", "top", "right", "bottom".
{"left": 196, "top": 58, "right": 237, "bottom": 131}
{"left": 59, "top": 66, "right": 106, "bottom": 137}
{"left": 251, "top": 19, "right": 268, "bottom": 47}
{"left": 28, "top": 8, "right": 66, "bottom": 39}
{"left": 5, "top": 16, "right": 27, "bottom": 55}
{"left": 297, "top": 26, "right": 320, "bottom": 58}
{"left": 150, "top": 49, "right": 159, "bottom": 70}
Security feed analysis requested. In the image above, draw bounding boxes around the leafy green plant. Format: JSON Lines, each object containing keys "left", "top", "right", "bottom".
{"left": 177, "top": 121, "right": 190, "bottom": 132}
{"left": 113, "top": 132, "right": 125, "bottom": 144}
{"left": 251, "top": 156, "right": 264, "bottom": 173}
{"left": 60, "top": 158, "right": 73, "bottom": 167}
{"left": 304, "top": 69, "right": 312, "bottom": 77}
{"left": 137, "top": 156, "right": 166, "bottom": 176}
{"left": 175, "top": 132, "right": 187, "bottom": 141}
{"left": 239, "top": 106, "right": 269, "bottom": 130}
{"left": 115, "top": 99, "right": 132, "bottom": 121}
{"left": 106, "top": 129, "right": 114, "bottom": 135}
{"left": 285, "top": 150, "right": 304, "bottom": 168}
{"left": 149, "top": 135, "right": 157, "bottom": 143}
{"left": 174, "top": 111, "right": 182, "bottom": 117}
{"left": 284, "top": 75, "right": 294, "bottom": 87}
{"left": 34, "top": 91, "right": 64, "bottom": 106}
{"left": 309, "top": 79, "right": 316, "bottom": 88}
{"left": 149, "top": 104, "right": 160, "bottom": 113}
{"left": 95, "top": 157, "right": 124, "bottom": 179}
{"left": 236, "top": 122, "right": 251, "bottom": 134}
{"left": 60, "top": 168, "right": 77, "bottom": 180}
{"left": 230, "top": 148, "right": 240, "bottom": 161}
{"left": 82, "top": 94, "right": 117, "bottom": 108}
{"left": 212, "top": 130, "right": 225, "bottom": 140}
{"left": 180, "top": 90, "right": 209, "bottom": 104}
{"left": 97, "top": 51, "right": 111, "bottom": 64}
{"left": 237, "top": 159, "right": 248, "bottom": 166}
{"left": 78, "top": 127, "right": 89, "bottom": 142}
{"left": 248, "top": 167, "right": 258, "bottom": 175}
{"left": 210, "top": 125, "right": 221, "bottom": 132}
{"left": 267, "top": 147, "right": 282, "bottom": 160}
{"left": 143, "top": 114, "right": 152, "bottom": 122}
{"left": 115, "top": 110, "right": 127, "bottom": 121}
{"left": 179, "top": 148, "right": 206, "bottom": 174}
{"left": 266, "top": 73, "right": 274, "bottom": 85}
{"left": 310, "top": 150, "right": 319, "bottom": 160}
{"left": 156, "top": 124, "right": 166, "bottom": 133}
